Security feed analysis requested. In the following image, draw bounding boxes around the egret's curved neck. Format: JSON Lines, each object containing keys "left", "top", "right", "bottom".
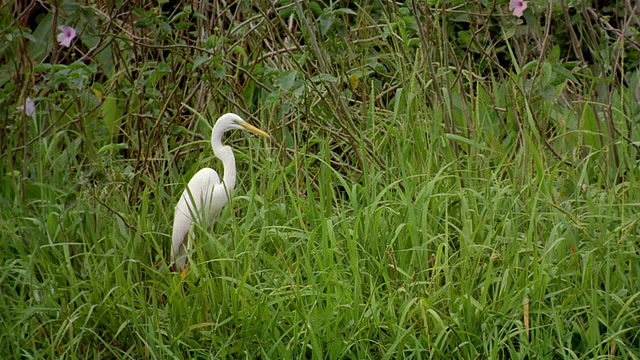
{"left": 212, "top": 132, "right": 237, "bottom": 192}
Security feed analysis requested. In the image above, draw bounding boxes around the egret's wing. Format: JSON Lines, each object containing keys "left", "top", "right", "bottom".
{"left": 171, "top": 168, "right": 220, "bottom": 270}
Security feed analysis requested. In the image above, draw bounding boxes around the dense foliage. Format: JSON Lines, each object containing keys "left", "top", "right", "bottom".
{"left": 1, "top": 0, "right": 639, "bottom": 358}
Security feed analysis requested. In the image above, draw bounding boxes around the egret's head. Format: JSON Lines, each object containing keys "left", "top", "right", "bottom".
{"left": 214, "top": 113, "right": 270, "bottom": 139}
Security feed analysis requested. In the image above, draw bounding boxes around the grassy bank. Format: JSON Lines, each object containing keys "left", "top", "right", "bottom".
{"left": 1, "top": 1, "right": 639, "bottom": 358}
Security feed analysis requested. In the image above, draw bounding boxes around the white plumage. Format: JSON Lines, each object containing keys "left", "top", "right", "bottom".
{"left": 171, "top": 113, "right": 269, "bottom": 271}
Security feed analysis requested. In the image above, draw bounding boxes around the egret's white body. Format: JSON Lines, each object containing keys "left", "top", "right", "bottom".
{"left": 171, "top": 113, "right": 269, "bottom": 271}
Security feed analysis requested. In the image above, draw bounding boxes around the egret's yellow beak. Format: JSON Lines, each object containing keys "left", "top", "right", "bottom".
{"left": 240, "top": 121, "right": 271, "bottom": 139}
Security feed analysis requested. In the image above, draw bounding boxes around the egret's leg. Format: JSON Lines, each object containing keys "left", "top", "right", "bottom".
{"left": 180, "top": 263, "right": 190, "bottom": 278}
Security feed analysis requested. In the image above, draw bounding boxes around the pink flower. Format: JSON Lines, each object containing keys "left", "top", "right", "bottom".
{"left": 57, "top": 25, "right": 77, "bottom": 47}
{"left": 18, "top": 97, "right": 35, "bottom": 117}
{"left": 509, "top": 0, "right": 528, "bottom": 18}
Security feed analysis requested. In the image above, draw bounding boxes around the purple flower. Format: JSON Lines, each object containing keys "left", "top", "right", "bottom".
{"left": 57, "top": 25, "right": 77, "bottom": 47}
{"left": 18, "top": 97, "right": 35, "bottom": 117}
{"left": 509, "top": 0, "right": 528, "bottom": 18}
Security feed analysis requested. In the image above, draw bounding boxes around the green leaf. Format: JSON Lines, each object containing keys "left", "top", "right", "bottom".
{"left": 98, "top": 143, "right": 129, "bottom": 154}
{"left": 33, "top": 64, "right": 52, "bottom": 72}
{"left": 264, "top": 89, "right": 281, "bottom": 107}
{"left": 318, "top": 13, "right": 335, "bottom": 36}
{"left": 444, "top": 133, "right": 492, "bottom": 153}
{"left": 193, "top": 55, "right": 211, "bottom": 70}
{"left": 311, "top": 73, "right": 337, "bottom": 83}
{"left": 333, "top": 8, "right": 357, "bottom": 16}
{"left": 102, "top": 93, "right": 123, "bottom": 137}
{"left": 551, "top": 63, "right": 579, "bottom": 83}
{"left": 581, "top": 105, "right": 602, "bottom": 151}
{"left": 275, "top": 70, "right": 297, "bottom": 92}
{"left": 29, "top": 12, "right": 53, "bottom": 62}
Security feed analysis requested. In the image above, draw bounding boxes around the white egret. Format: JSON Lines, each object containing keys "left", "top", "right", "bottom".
{"left": 171, "top": 113, "right": 270, "bottom": 272}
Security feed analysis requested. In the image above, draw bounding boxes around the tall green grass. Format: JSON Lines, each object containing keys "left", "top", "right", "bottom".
{"left": 2, "top": 1, "right": 640, "bottom": 358}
